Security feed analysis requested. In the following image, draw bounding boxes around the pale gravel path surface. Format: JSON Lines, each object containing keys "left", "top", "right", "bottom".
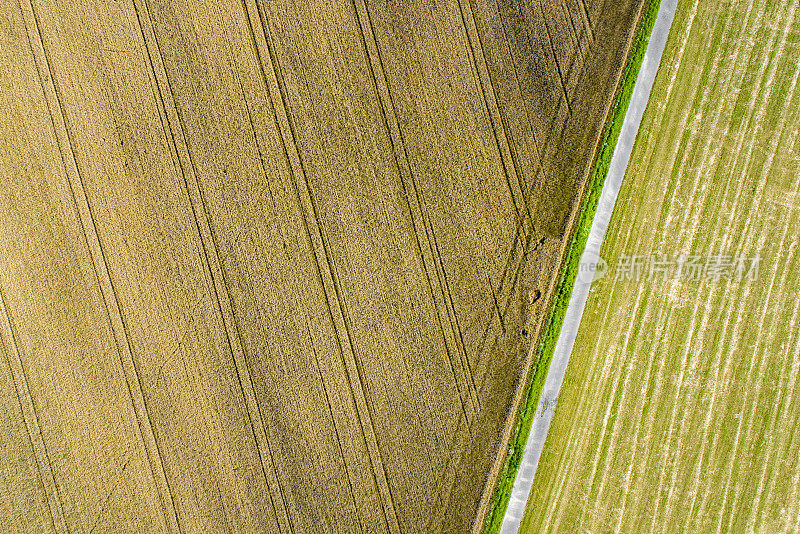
{"left": 499, "top": 1, "right": 679, "bottom": 531}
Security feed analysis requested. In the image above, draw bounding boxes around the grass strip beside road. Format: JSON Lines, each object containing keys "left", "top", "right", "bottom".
{"left": 481, "top": 1, "right": 662, "bottom": 531}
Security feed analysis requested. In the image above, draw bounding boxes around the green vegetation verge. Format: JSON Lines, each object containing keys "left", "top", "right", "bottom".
{"left": 481, "top": 1, "right": 663, "bottom": 531}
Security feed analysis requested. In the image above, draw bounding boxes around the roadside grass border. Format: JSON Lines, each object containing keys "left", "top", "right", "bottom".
{"left": 481, "top": 1, "right": 662, "bottom": 531}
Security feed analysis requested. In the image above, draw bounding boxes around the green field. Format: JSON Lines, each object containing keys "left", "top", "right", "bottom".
{"left": 522, "top": 0, "right": 800, "bottom": 531}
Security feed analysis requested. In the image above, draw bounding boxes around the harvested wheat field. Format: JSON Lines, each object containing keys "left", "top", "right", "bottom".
{"left": 523, "top": 0, "right": 800, "bottom": 531}
{"left": 1, "top": 0, "right": 646, "bottom": 532}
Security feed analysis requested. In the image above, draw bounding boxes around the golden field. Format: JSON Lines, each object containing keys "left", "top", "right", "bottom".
{"left": 0, "top": 0, "right": 644, "bottom": 531}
